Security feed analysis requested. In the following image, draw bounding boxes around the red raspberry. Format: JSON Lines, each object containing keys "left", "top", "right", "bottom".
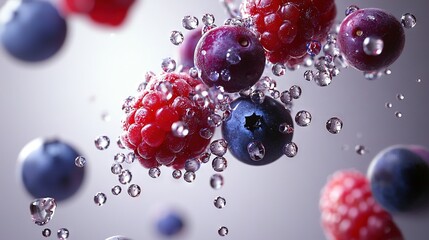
{"left": 241, "top": 0, "right": 337, "bottom": 67}
{"left": 320, "top": 170, "right": 403, "bottom": 240}
{"left": 121, "top": 72, "right": 215, "bottom": 169}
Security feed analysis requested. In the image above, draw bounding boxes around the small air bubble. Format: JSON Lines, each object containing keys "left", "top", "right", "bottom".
{"left": 111, "top": 185, "right": 122, "bottom": 195}
{"left": 218, "top": 226, "right": 229, "bottom": 236}
{"left": 94, "top": 192, "right": 107, "bottom": 206}
{"left": 95, "top": 136, "right": 110, "bottom": 150}
{"left": 396, "top": 94, "right": 405, "bottom": 101}
{"left": 161, "top": 57, "right": 176, "bottom": 73}
{"left": 295, "top": 111, "right": 312, "bottom": 127}
{"left": 182, "top": 16, "right": 199, "bottom": 30}
{"left": 247, "top": 141, "right": 265, "bottom": 161}
{"left": 210, "top": 174, "right": 224, "bottom": 190}
{"left": 345, "top": 5, "right": 359, "bottom": 16}
{"left": 202, "top": 13, "right": 215, "bottom": 26}
{"left": 272, "top": 63, "right": 286, "bottom": 76}
{"left": 401, "top": 13, "right": 417, "bottom": 29}
{"left": 395, "top": 111, "right": 403, "bottom": 118}
{"left": 149, "top": 167, "right": 161, "bottom": 178}
{"left": 170, "top": 31, "right": 184, "bottom": 45}
{"left": 74, "top": 156, "right": 86, "bottom": 168}
{"left": 172, "top": 169, "right": 182, "bottom": 179}
{"left": 326, "top": 117, "right": 343, "bottom": 134}
{"left": 363, "top": 37, "right": 383, "bottom": 56}
{"left": 127, "top": 184, "right": 141, "bottom": 197}
{"left": 283, "top": 142, "right": 298, "bottom": 157}
{"left": 184, "top": 171, "right": 196, "bottom": 183}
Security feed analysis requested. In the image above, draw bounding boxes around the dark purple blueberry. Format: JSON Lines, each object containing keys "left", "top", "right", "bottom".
{"left": 367, "top": 145, "right": 429, "bottom": 212}
{"left": 337, "top": 8, "right": 405, "bottom": 72}
{"left": 1, "top": 1, "right": 67, "bottom": 62}
{"left": 221, "top": 96, "right": 293, "bottom": 166}
{"left": 19, "top": 138, "right": 85, "bottom": 202}
{"left": 179, "top": 29, "right": 202, "bottom": 71}
{"left": 194, "top": 25, "right": 265, "bottom": 93}
{"left": 155, "top": 210, "right": 185, "bottom": 237}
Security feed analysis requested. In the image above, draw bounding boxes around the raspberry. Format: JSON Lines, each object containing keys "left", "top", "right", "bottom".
{"left": 121, "top": 72, "right": 215, "bottom": 169}
{"left": 320, "top": 170, "right": 403, "bottom": 240}
{"left": 241, "top": 0, "right": 337, "bottom": 66}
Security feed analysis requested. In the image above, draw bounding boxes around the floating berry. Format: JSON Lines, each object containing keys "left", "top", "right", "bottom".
{"left": 337, "top": 8, "right": 405, "bottom": 72}
{"left": 320, "top": 170, "right": 403, "bottom": 240}
{"left": 194, "top": 25, "right": 265, "bottom": 93}
{"left": 241, "top": 0, "right": 336, "bottom": 66}
{"left": 154, "top": 209, "right": 185, "bottom": 237}
{"left": 368, "top": 145, "right": 429, "bottom": 212}
{"left": 121, "top": 72, "right": 215, "bottom": 169}
{"left": 221, "top": 96, "right": 293, "bottom": 166}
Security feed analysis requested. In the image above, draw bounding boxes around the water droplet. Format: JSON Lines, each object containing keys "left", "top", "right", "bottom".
{"left": 280, "top": 90, "right": 292, "bottom": 104}
{"left": 279, "top": 123, "right": 294, "bottom": 134}
{"left": 417, "top": 78, "right": 422, "bottom": 83}
{"left": 355, "top": 145, "right": 367, "bottom": 155}
{"left": 289, "top": 85, "right": 302, "bottom": 99}
{"left": 326, "top": 117, "right": 343, "bottom": 134}
{"left": 384, "top": 69, "right": 392, "bottom": 75}
{"left": 57, "top": 228, "right": 69, "bottom": 240}
{"left": 226, "top": 48, "right": 241, "bottom": 64}
{"left": 283, "top": 142, "right": 298, "bottom": 157}
{"left": 395, "top": 111, "right": 403, "bottom": 118}
{"left": 155, "top": 81, "right": 174, "bottom": 100}
{"left": 396, "top": 93, "right": 405, "bottom": 101}
{"left": 247, "top": 141, "right": 265, "bottom": 161}
{"left": 101, "top": 111, "right": 111, "bottom": 122}
{"left": 209, "top": 71, "right": 220, "bottom": 81}
{"left": 323, "top": 42, "right": 340, "bottom": 57}
{"left": 250, "top": 90, "right": 265, "bottom": 104}
{"left": 111, "top": 185, "right": 122, "bottom": 195}
{"left": 270, "top": 89, "right": 280, "bottom": 99}
{"left": 74, "top": 156, "right": 86, "bottom": 167}
{"left": 42, "top": 228, "right": 51, "bottom": 237}
{"left": 127, "top": 184, "right": 141, "bottom": 197}
{"left": 171, "top": 121, "right": 189, "bottom": 137}
{"left": 199, "top": 152, "right": 211, "bottom": 163}
{"left": 149, "top": 167, "right": 161, "bottom": 178}
{"left": 214, "top": 196, "right": 226, "bottom": 209}
{"left": 172, "top": 169, "right": 182, "bottom": 179}
{"left": 345, "top": 5, "right": 359, "bottom": 16}
{"left": 363, "top": 37, "right": 383, "bottom": 56}
{"left": 169, "top": 29, "right": 184, "bottom": 44}
{"left": 220, "top": 69, "right": 231, "bottom": 81}
{"left": 95, "top": 136, "right": 110, "bottom": 150}
{"left": 401, "top": 13, "right": 417, "bottom": 29}
{"left": 218, "top": 226, "right": 229, "bottom": 236}
{"left": 210, "top": 139, "right": 228, "bottom": 157}
{"left": 182, "top": 15, "right": 199, "bottom": 30}
{"left": 306, "top": 40, "right": 321, "bottom": 56}
{"left": 94, "top": 192, "right": 107, "bottom": 206}
{"left": 210, "top": 174, "right": 224, "bottom": 190}
{"left": 122, "top": 96, "right": 135, "bottom": 113}
{"left": 202, "top": 13, "right": 215, "bottom": 26}
{"left": 185, "top": 158, "right": 201, "bottom": 172}
{"left": 114, "top": 153, "right": 126, "bottom": 163}
{"left": 126, "top": 152, "right": 135, "bottom": 164}
{"left": 30, "top": 198, "right": 56, "bottom": 226}
{"left": 111, "top": 163, "right": 123, "bottom": 175}
{"left": 117, "top": 136, "right": 125, "bottom": 149}
{"left": 118, "top": 170, "right": 132, "bottom": 184}
{"left": 161, "top": 57, "right": 176, "bottom": 72}
{"left": 314, "top": 71, "right": 332, "bottom": 86}
{"left": 212, "top": 157, "right": 227, "bottom": 172}
{"left": 272, "top": 63, "right": 286, "bottom": 76}
{"left": 184, "top": 171, "right": 196, "bottom": 183}
{"left": 208, "top": 113, "right": 222, "bottom": 127}
{"left": 295, "top": 111, "right": 312, "bottom": 127}
{"left": 385, "top": 102, "right": 393, "bottom": 108}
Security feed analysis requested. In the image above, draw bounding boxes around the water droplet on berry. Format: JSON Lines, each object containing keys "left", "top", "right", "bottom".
{"left": 226, "top": 48, "right": 241, "bottom": 64}
{"left": 117, "top": 137, "right": 125, "bottom": 149}
{"left": 199, "top": 152, "right": 211, "bottom": 163}
{"left": 182, "top": 16, "right": 199, "bottom": 30}
{"left": 149, "top": 167, "right": 161, "bottom": 178}
{"left": 247, "top": 141, "right": 265, "bottom": 161}
{"left": 385, "top": 102, "right": 393, "bottom": 108}
{"left": 326, "top": 117, "right": 343, "bottom": 134}
{"left": 171, "top": 121, "right": 189, "bottom": 137}
{"left": 218, "top": 226, "right": 228, "bottom": 236}
{"left": 202, "top": 13, "right": 215, "bottom": 26}
{"left": 30, "top": 198, "right": 56, "bottom": 226}
{"left": 210, "top": 139, "right": 228, "bottom": 157}
{"left": 111, "top": 185, "right": 122, "bottom": 195}
{"left": 323, "top": 42, "right": 340, "bottom": 57}
{"left": 314, "top": 71, "right": 332, "bottom": 87}
{"left": 42, "top": 228, "right": 51, "bottom": 237}
{"left": 295, "top": 111, "right": 312, "bottom": 127}
{"left": 118, "top": 170, "right": 132, "bottom": 184}
{"left": 57, "top": 228, "right": 69, "bottom": 240}
{"left": 250, "top": 90, "right": 265, "bottom": 104}
{"left": 304, "top": 70, "right": 314, "bottom": 81}
{"left": 114, "top": 153, "right": 126, "bottom": 163}
{"left": 306, "top": 40, "right": 321, "bottom": 56}
{"left": 396, "top": 93, "right": 405, "bottom": 101}
{"left": 401, "top": 13, "right": 417, "bottom": 29}
{"left": 161, "top": 57, "right": 176, "bottom": 72}
{"left": 212, "top": 157, "right": 227, "bottom": 172}
{"left": 184, "top": 171, "right": 196, "bottom": 183}
{"left": 214, "top": 196, "right": 226, "bottom": 209}
{"left": 345, "top": 5, "right": 359, "bottom": 16}
{"left": 283, "top": 142, "right": 298, "bottom": 157}
{"left": 220, "top": 69, "right": 232, "bottom": 81}
{"left": 208, "top": 113, "right": 222, "bottom": 127}
{"left": 111, "top": 163, "right": 123, "bottom": 175}
{"left": 355, "top": 145, "right": 367, "bottom": 155}
{"left": 155, "top": 81, "right": 174, "bottom": 100}
{"left": 209, "top": 71, "right": 220, "bottom": 81}
{"left": 74, "top": 156, "right": 86, "bottom": 167}
{"left": 272, "top": 63, "right": 286, "bottom": 76}
{"left": 363, "top": 37, "right": 384, "bottom": 56}
{"left": 279, "top": 123, "right": 294, "bottom": 134}
{"left": 200, "top": 128, "right": 214, "bottom": 139}
{"left": 94, "top": 192, "right": 107, "bottom": 206}
{"left": 127, "top": 184, "right": 141, "bottom": 197}
{"left": 289, "top": 85, "right": 302, "bottom": 99}
{"left": 185, "top": 158, "right": 201, "bottom": 172}
{"left": 126, "top": 152, "right": 135, "bottom": 164}
{"left": 95, "top": 136, "right": 110, "bottom": 150}
{"left": 210, "top": 174, "right": 224, "bottom": 190}
{"left": 172, "top": 169, "right": 182, "bottom": 179}
{"left": 395, "top": 111, "right": 403, "bottom": 118}
{"left": 170, "top": 31, "right": 184, "bottom": 45}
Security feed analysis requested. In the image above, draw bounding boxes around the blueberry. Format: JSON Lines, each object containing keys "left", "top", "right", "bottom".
{"left": 194, "top": 25, "right": 265, "bottom": 93}
{"left": 18, "top": 138, "right": 85, "bottom": 202}
{"left": 155, "top": 210, "right": 185, "bottom": 237}
{"left": 1, "top": 0, "right": 67, "bottom": 62}
{"left": 221, "top": 96, "right": 293, "bottom": 166}
{"left": 367, "top": 145, "right": 429, "bottom": 212}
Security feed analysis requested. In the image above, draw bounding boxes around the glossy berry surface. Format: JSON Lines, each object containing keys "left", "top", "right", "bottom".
{"left": 179, "top": 29, "right": 202, "bottom": 71}
{"left": 194, "top": 25, "right": 265, "bottom": 93}
{"left": 121, "top": 72, "right": 215, "bottom": 169}
{"left": 320, "top": 170, "right": 403, "bottom": 240}
{"left": 241, "top": 0, "right": 336, "bottom": 66}
{"left": 18, "top": 138, "right": 85, "bottom": 202}
{"left": 368, "top": 145, "right": 429, "bottom": 212}
{"left": 221, "top": 96, "right": 293, "bottom": 165}
{"left": 1, "top": 1, "right": 67, "bottom": 62}
{"left": 155, "top": 210, "right": 185, "bottom": 237}
{"left": 337, "top": 8, "right": 405, "bottom": 72}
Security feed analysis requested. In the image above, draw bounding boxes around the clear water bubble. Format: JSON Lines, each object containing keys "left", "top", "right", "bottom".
{"left": 363, "top": 37, "right": 383, "bottom": 56}
{"left": 119, "top": 170, "right": 132, "bottom": 184}
{"left": 345, "top": 5, "right": 359, "bottom": 16}
{"left": 185, "top": 158, "right": 201, "bottom": 172}
{"left": 210, "top": 174, "right": 224, "bottom": 190}
{"left": 171, "top": 121, "right": 189, "bottom": 137}
{"left": 314, "top": 71, "right": 332, "bottom": 86}
{"left": 395, "top": 111, "right": 403, "bottom": 118}
{"left": 304, "top": 70, "right": 314, "bottom": 81}
{"left": 202, "top": 13, "right": 215, "bottom": 26}
{"left": 280, "top": 90, "right": 292, "bottom": 104}
{"left": 182, "top": 15, "right": 199, "bottom": 30}
{"left": 199, "top": 152, "right": 211, "bottom": 164}
{"left": 355, "top": 145, "right": 367, "bottom": 155}
{"left": 208, "top": 113, "right": 222, "bottom": 127}
{"left": 221, "top": 69, "right": 231, "bottom": 81}
{"left": 417, "top": 78, "right": 422, "bottom": 83}
{"left": 202, "top": 24, "right": 217, "bottom": 34}
{"left": 306, "top": 40, "right": 321, "bottom": 56}
{"left": 95, "top": 136, "right": 110, "bottom": 150}
{"left": 401, "top": 13, "right": 417, "bottom": 29}
{"left": 114, "top": 153, "right": 126, "bottom": 163}
{"left": 111, "top": 185, "right": 122, "bottom": 195}
{"left": 161, "top": 57, "right": 176, "bottom": 73}
{"left": 209, "top": 71, "right": 220, "bottom": 81}
{"left": 330, "top": 67, "right": 340, "bottom": 77}
{"left": 122, "top": 96, "right": 135, "bottom": 113}
{"left": 210, "top": 139, "right": 228, "bottom": 157}
{"left": 250, "top": 90, "right": 265, "bottom": 104}
{"left": 226, "top": 48, "right": 241, "bottom": 64}
{"left": 172, "top": 169, "right": 182, "bottom": 179}
{"left": 126, "top": 152, "right": 135, "bottom": 164}
{"left": 30, "top": 198, "right": 56, "bottom": 226}
{"left": 127, "top": 184, "right": 141, "bottom": 197}
{"left": 214, "top": 196, "right": 226, "bottom": 209}
{"left": 323, "top": 42, "right": 340, "bottom": 57}
{"left": 218, "top": 226, "right": 229, "bottom": 236}
{"left": 289, "top": 85, "right": 302, "bottom": 99}
{"left": 117, "top": 137, "right": 125, "bottom": 149}
{"left": 200, "top": 128, "right": 214, "bottom": 139}
{"left": 170, "top": 31, "right": 184, "bottom": 46}
{"left": 184, "top": 171, "right": 196, "bottom": 183}
{"left": 94, "top": 192, "right": 107, "bottom": 206}
{"left": 272, "top": 63, "right": 286, "bottom": 76}
{"left": 295, "top": 111, "right": 312, "bottom": 127}
{"left": 57, "top": 228, "right": 69, "bottom": 240}
{"left": 74, "top": 156, "right": 86, "bottom": 167}
{"left": 42, "top": 228, "right": 51, "bottom": 237}
{"left": 149, "top": 167, "right": 161, "bottom": 178}
{"left": 396, "top": 93, "right": 405, "bottom": 100}
{"left": 283, "top": 142, "right": 298, "bottom": 157}
{"left": 270, "top": 89, "right": 280, "bottom": 99}
{"left": 212, "top": 157, "right": 228, "bottom": 172}
{"left": 247, "top": 141, "right": 265, "bottom": 161}
{"left": 326, "top": 117, "right": 343, "bottom": 134}
{"left": 385, "top": 102, "right": 393, "bottom": 108}
{"left": 155, "top": 81, "right": 174, "bottom": 100}
{"left": 279, "top": 123, "right": 294, "bottom": 134}
{"left": 111, "top": 163, "right": 123, "bottom": 175}
{"left": 384, "top": 69, "right": 392, "bottom": 75}
{"left": 188, "top": 67, "right": 199, "bottom": 78}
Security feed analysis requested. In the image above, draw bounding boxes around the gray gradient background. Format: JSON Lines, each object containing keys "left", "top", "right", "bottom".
{"left": 0, "top": 0, "right": 428, "bottom": 239}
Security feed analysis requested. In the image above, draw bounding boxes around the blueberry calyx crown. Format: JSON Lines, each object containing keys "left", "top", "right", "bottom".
{"left": 244, "top": 113, "right": 263, "bottom": 131}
